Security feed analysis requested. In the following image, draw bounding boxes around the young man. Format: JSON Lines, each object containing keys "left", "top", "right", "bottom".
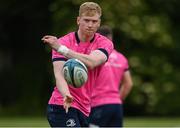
{"left": 89, "top": 25, "right": 133, "bottom": 127}
{"left": 41, "top": 2, "right": 113, "bottom": 127}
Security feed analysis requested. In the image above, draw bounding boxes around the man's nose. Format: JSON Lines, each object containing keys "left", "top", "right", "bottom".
{"left": 88, "top": 21, "right": 93, "bottom": 27}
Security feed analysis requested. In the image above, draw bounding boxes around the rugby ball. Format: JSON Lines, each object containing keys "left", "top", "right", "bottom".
{"left": 63, "top": 59, "right": 88, "bottom": 88}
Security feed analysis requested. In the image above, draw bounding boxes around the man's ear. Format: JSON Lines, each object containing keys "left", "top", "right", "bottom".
{"left": 77, "top": 16, "right": 80, "bottom": 25}
{"left": 98, "top": 19, "right": 101, "bottom": 27}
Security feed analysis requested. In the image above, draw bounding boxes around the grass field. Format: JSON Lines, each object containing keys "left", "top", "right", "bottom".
{"left": 0, "top": 117, "right": 180, "bottom": 127}
{"left": 124, "top": 117, "right": 180, "bottom": 127}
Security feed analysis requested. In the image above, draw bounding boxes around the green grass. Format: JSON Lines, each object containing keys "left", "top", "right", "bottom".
{"left": 0, "top": 117, "right": 180, "bottom": 127}
{"left": 0, "top": 117, "right": 49, "bottom": 127}
{"left": 124, "top": 117, "right": 180, "bottom": 127}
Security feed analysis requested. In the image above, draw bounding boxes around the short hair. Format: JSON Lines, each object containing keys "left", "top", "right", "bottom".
{"left": 97, "top": 25, "right": 113, "bottom": 37}
{"left": 79, "top": 2, "right": 102, "bottom": 17}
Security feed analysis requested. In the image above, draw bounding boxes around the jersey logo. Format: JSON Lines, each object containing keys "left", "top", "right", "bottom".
{"left": 66, "top": 119, "right": 76, "bottom": 127}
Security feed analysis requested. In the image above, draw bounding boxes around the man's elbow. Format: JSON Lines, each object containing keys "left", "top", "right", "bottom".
{"left": 128, "top": 79, "right": 133, "bottom": 85}
{"left": 128, "top": 81, "right": 133, "bottom": 89}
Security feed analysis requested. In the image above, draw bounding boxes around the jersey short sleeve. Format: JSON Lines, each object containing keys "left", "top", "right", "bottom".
{"left": 96, "top": 34, "right": 114, "bottom": 60}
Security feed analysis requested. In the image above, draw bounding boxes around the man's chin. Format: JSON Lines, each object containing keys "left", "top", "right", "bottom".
{"left": 86, "top": 31, "right": 94, "bottom": 36}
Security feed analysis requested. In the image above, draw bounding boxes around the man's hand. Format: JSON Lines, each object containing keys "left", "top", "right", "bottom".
{"left": 41, "top": 35, "right": 60, "bottom": 51}
{"left": 63, "top": 94, "right": 73, "bottom": 113}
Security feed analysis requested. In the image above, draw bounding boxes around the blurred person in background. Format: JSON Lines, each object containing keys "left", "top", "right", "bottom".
{"left": 89, "top": 25, "right": 133, "bottom": 127}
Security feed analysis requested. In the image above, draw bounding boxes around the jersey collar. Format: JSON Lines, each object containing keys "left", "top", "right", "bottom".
{"left": 75, "top": 32, "right": 95, "bottom": 44}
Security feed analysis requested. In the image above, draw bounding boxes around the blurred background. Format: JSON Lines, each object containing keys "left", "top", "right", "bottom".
{"left": 0, "top": 0, "right": 180, "bottom": 126}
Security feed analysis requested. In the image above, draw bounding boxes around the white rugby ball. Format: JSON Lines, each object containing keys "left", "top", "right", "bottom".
{"left": 62, "top": 59, "right": 88, "bottom": 88}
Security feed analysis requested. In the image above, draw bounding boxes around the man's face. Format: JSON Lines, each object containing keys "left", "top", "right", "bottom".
{"left": 77, "top": 13, "right": 101, "bottom": 36}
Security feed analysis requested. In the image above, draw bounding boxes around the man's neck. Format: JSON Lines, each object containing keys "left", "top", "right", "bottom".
{"left": 77, "top": 30, "right": 94, "bottom": 42}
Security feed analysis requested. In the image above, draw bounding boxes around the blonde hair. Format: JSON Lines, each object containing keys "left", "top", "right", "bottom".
{"left": 79, "top": 2, "right": 102, "bottom": 17}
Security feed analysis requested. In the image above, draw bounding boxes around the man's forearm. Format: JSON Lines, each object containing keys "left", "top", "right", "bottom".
{"left": 56, "top": 45, "right": 106, "bottom": 69}
{"left": 120, "top": 85, "right": 132, "bottom": 100}
{"left": 65, "top": 49, "right": 106, "bottom": 69}
{"left": 56, "top": 78, "right": 71, "bottom": 98}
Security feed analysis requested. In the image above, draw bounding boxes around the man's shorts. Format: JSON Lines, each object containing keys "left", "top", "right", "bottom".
{"left": 89, "top": 104, "right": 123, "bottom": 127}
{"left": 47, "top": 104, "right": 89, "bottom": 127}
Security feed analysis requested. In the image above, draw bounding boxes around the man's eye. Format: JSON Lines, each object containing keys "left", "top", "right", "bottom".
{"left": 84, "top": 19, "right": 89, "bottom": 22}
